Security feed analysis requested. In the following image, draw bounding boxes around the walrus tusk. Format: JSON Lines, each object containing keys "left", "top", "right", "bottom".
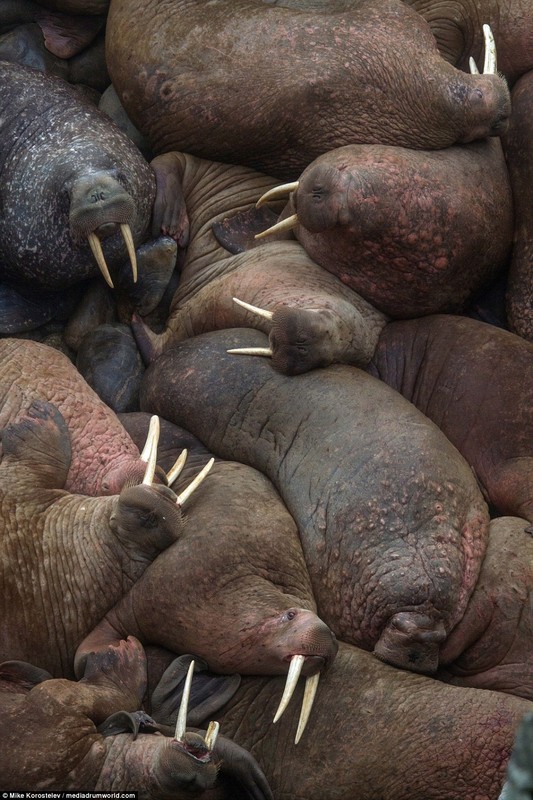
{"left": 273, "top": 654, "right": 305, "bottom": 724}
{"left": 233, "top": 297, "right": 274, "bottom": 320}
{"left": 294, "top": 672, "right": 320, "bottom": 744}
{"left": 141, "top": 415, "right": 160, "bottom": 485}
{"left": 254, "top": 213, "right": 299, "bottom": 240}
{"left": 120, "top": 223, "right": 138, "bottom": 284}
{"left": 256, "top": 181, "right": 300, "bottom": 208}
{"left": 166, "top": 449, "right": 188, "bottom": 487}
{"left": 176, "top": 457, "right": 215, "bottom": 507}
{"left": 469, "top": 57, "right": 480, "bottom": 74}
{"left": 469, "top": 24, "right": 497, "bottom": 75}
{"left": 227, "top": 347, "right": 273, "bottom": 358}
{"left": 174, "top": 659, "right": 195, "bottom": 742}
{"left": 87, "top": 231, "right": 114, "bottom": 288}
{"left": 204, "top": 720, "right": 220, "bottom": 751}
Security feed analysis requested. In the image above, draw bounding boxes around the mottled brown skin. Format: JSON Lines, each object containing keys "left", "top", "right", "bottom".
{"left": 140, "top": 328, "right": 490, "bottom": 675}
{"left": 76, "top": 413, "right": 338, "bottom": 679}
{"left": 279, "top": 140, "right": 513, "bottom": 317}
{"left": 0, "top": 399, "right": 184, "bottom": 677}
{"left": 157, "top": 640, "right": 533, "bottom": 800}
{"left": 367, "top": 315, "right": 533, "bottom": 521}
{"left": 105, "top": 0, "right": 510, "bottom": 180}
{"left": 501, "top": 73, "right": 533, "bottom": 342}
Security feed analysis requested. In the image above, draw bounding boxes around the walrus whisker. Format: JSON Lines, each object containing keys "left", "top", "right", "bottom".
{"left": 254, "top": 214, "right": 299, "bottom": 240}
{"left": 120, "top": 223, "right": 138, "bottom": 283}
{"left": 141, "top": 415, "right": 160, "bottom": 485}
{"left": 176, "top": 457, "right": 214, "bottom": 507}
{"left": 174, "top": 660, "right": 195, "bottom": 742}
{"left": 227, "top": 347, "right": 273, "bottom": 358}
{"left": 87, "top": 232, "right": 114, "bottom": 288}
{"left": 256, "top": 181, "right": 300, "bottom": 208}
{"left": 295, "top": 672, "right": 320, "bottom": 744}
{"left": 233, "top": 297, "right": 273, "bottom": 320}
{"left": 273, "top": 654, "right": 305, "bottom": 724}
{"left": 166, "top": 449, "right": 188, "bottom": 487}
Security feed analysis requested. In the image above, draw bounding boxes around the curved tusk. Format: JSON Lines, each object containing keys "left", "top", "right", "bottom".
{"left": 254, "top": 214, "right": 299, "bottom": 240}
{"left": 482, "top": 23, "right": 497, "bottom": 74}
{"left": 174, "top": 659, "right": 195, "bottom": 743}
{"left": 256, "top": 181, "right": 300, "bottom": 208}
{"left": 273, "top": 654, "right": 305, "bottom": 724}
{"left": 294, "top": 672, "right": 320, "bottom": 744}
{"left": 120, "top": 223, "right": 138, "bottom": 284}
{"left": 141, "top": 415, "right": 160, "bottom": 485}
{"left": 233, "top": 297, "right": 274, "bottom": 321}
{"left": 166, "top": 449, "right": 188, "bottom": 487}
{"left": 176, "top": 457, "right": 214, "bottom": 507}
{"left": 87, "top": 232, "right": 114, "bottom": 288}
{"left": 227, "top": 347, "right": 273, "bottom": 358}
{"left": 204, "top": 720, "right": 220, "bottom": 751}
{"left": 469, "top": 56, "right": 480, "bottom": 75}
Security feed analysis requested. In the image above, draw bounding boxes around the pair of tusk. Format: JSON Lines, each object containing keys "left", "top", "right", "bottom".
{"left": 174, "top": 660, "right": 220, "bottom": 751}
{"left": 140, "top": 415, "right": 214, "bottom": 503}
{"left": 255, "top": 181, "right": 300, "bottom": 240}
{"left": 227, "top": 297, "right": 274, "bottom": 359}
{"left": 469, "top": 24, "right": 497, "bottom": 75}
{"left": 273, "top": 654, "right": 320, "bottom": 745}
{"left": 87, "top": 223, "right": 138, "bottom": 289}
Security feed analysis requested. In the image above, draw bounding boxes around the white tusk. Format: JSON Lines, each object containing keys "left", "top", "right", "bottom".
{"left": 166, "top": 449, "right": 188, "bottom": 487}
{"left": 176, "top": 457, "right": 214, "bottom": 507}
{"left": 273, "top": 654, "right": 305, "bottom": 724}
{"left": 256, "top": 181, "right": 300, "bottom": 208}
{"left": 482, "top": 23, "right": 497, "bottom": 74}
{"left": 87, "top": 232, "right": 114, "bottom": 288}
{"left": 227, "top": 347, "right": 273, "bottom": 358}
{"left": 141, "top": 415, "right": 160, "bottom": 485}
{"left": 294, "top": 672, "right": 320, "bottom": 744}
{"left": 254, "top": 213, "right": 299, "bottom": 240}
{"left": 469, "top": 56, "right": 480, "bottom": 75}
{"left": 233, "top": 297, "right": 273, "bottom": 320}
{"left": 120, "top": 223, "right": 138, "bottom": 284}
{"left": 204, "top": 720, "right": 220, "bottom": 751}
{"left": 174, "top": 659, "right": 195, "bottom": 743}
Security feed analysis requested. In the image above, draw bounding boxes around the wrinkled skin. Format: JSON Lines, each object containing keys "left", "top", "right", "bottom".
{"left": 152, "top": 640, "right": 533, "bottom": 800}
{"left": 0, "top": 398, "right": 185, "bottom": 676}
{"left": 132, "top": 152, "right": 387, "bottom": 374}
{"left": 140, "top": 328, "right": 490, "bottom": 675}
{"left": 276, "top": 140, "right": 513, "bottom": 317}
{"left": 105, "top": 0, "right": 510, "bottom": 179}
{"left": 367, "top": 315, "right": 533, "bottom": 521}
{"left": 0, "top": 338, "right": 157, "bottom": 495}
{"left": 76, "top": 412, "right": 338, "bottom": 680}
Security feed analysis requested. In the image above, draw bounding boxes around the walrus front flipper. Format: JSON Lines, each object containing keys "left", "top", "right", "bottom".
{"left": 0, "top": 282, "right": 81, "bottom": 333}
{"left": 98, "top": 709, "right": 161, "bottom": 739}
{"left": 212, "top": 207, "right": 280, "bottom": 254}
{"left": 0, "top": 660, "right": 53, "bottom": 691}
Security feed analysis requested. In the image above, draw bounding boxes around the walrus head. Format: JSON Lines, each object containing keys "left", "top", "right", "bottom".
{"left": 69, "top": 170, "right": 138, "bottom": 288}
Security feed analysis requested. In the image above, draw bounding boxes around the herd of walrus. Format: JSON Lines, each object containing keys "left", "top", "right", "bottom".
{"left": 0, "top": 1, "right": 532, "bottom": 798}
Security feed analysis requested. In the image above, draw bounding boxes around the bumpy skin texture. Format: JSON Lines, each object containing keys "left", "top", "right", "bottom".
{"left": 171, "top": 641, "right": 533, "bottom": 800}
{"left": 140, "top": 328, "right": 490, "bottom": 675}
{"left": 0, "top": 338, "right": 150, "bottom": 495}
{"left": 502, "top": 72, "right": 533, "bottom": 342}
{"left": 0, "top": 399, "right": 184, "bottom": 676}
{"left": 133, "top": 151, "right": 387, "bottom": 374}
{"left": 367, "top": 315, "right": 533, "bottom": 521}
{"left": 282, "top": 140, "right": 513, "bottom": 317}
{"left": 77, "top": 413, "right": 338, "bottom": 677}
{"left": 105, "top": 0, "right": 510, "bottom": 179}
{"left": 0, "top": 60, "right": 154, "bottom": 289}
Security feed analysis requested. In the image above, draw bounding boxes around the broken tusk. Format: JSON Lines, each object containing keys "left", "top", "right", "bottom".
{"left": 204, "top": 720, "right": 220, "bottom": 751}
{"left": 482, "top": 23, "right": 497, "bottom": 74}
{"left": 174, "top": 659, "right": 195, "bottom": 743}
{"left": 227, "top": 347, "right": 273, "bottom": 358}
{"left": 469, "top": 56, "right": 480, "bottom": 75}
{"left": 141, "top": 415, "right": 160, "bottom": 485}
{"left": 120, "top": 223, "right": 138, "bottom": 284}
{"left": 176, "top": 457, "right": 214, "bottom": 507}
{"left": 87, "top": 232, "right": 114, "bottom": 288}
{"left": 233, "top": 297, "right": 274, "bottom": 320}
{"left": 273, "top": 654, "right": 305, "bottom": 724}
{"left": 254, "top": 213, "right": 299, "bottom": 240}
{"left": 294, "top": 672, "right": 320, "bottom": 744}
{"left": 166, "top": 449, "right": 188, "bottom": 487}
{"left": 256, "top": 181, "right": 300, "bottom": 208}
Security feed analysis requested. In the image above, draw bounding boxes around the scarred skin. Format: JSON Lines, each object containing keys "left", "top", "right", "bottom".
{"left": 140, "top": 328, "right": 490, "bottom": 675}
{"left": 76, "top": 413, "right": 338, "bottom": 679}
{"left": 367, "top": 315, "right": 533, "bottom": 521}
{"left": 275, "top": 140, "right": 513, "bottom": 317}
{"left": 105, "top": 0, "right": 511, "bottom": 179}
{"left": 0, "top": 398, "right": 185, "bottom": 676}
{"left": 0, "top": 338, "right": 156, "bottom": 495}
